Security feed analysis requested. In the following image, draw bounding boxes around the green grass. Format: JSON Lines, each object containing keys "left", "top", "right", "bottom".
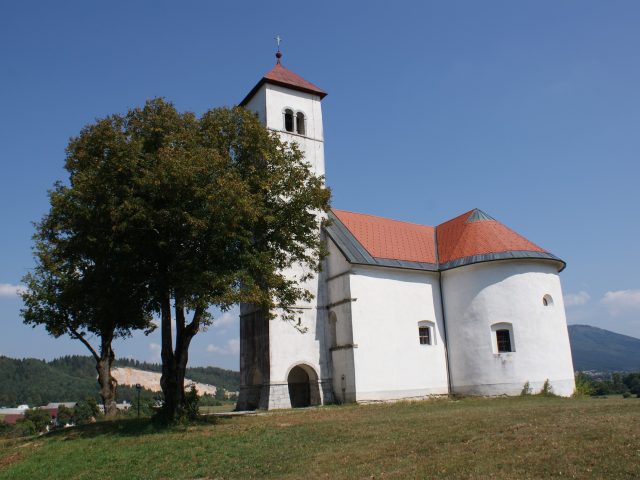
{"left": 1, "top": 396, "right": 639, "bottom": 479}
{"left": 199, "top": 402, "right": 237, "bottom": 414}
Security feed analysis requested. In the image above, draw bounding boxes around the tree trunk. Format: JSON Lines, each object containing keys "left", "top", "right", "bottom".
{"left": 67, "top": 324, "right": 118, "bottom": 417}
{"left": 96, "top": 338, "right": 118, "bottom": 417}
{"left": 160, "top": 295, "right": 178, "bottom": 421}
{"left": 159, "top": 296, "right": 200, "bottom": 422}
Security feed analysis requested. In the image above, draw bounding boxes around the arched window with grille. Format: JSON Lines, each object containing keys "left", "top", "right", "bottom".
{"left": 284, "top": 108, "right": 294, "bottom": 132}
{"left": 296, "top": 112, "right": 306, "bottom": 135}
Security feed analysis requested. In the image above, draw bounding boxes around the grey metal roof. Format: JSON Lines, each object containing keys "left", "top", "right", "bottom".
{"left": 438, "top": 251, "right": 566, "bottom": 272}
{"left": 466, "top": 209, "right": 495, "bottom": 222}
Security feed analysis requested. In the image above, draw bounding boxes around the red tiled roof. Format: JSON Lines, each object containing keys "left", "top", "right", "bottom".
{"left": 330, "top": 208, "right": 557, "bottom": 270}
{"left": 263, "top": 63, "right": 326, "bottom": 97}
{"left": 240, "top": 62, "right": 327, "bottom": 106}
{"left": 333, "top": 209, "right": 436, "bottom": 264}
{"left": 436, "top": 210, "right": 545, "bottom": 265}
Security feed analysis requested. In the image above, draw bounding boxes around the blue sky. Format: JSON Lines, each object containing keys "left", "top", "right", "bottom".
{"left": 1, "top": 1, "right": 639, "bottom": 370}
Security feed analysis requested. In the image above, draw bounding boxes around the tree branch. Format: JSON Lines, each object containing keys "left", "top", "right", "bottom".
{"left": 185, "top": 305, "right": 205, "bottom": 338}
{"left": 66, "top": 322, "right": 100, "bottom": 362}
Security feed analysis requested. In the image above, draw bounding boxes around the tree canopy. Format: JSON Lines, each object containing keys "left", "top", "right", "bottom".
{"left": 23, "top": 98, "right": 330, "bottom": 421}
{"left": 21, "top": 112, "right": 158, "bottom": 414}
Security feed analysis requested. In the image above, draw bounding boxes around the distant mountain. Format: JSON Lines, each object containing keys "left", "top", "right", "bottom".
{"left": 0, "top": 355, "right": 239, "bottom": 407}
{"left": 568, "top": 324, "right": 640, "bottom": 372}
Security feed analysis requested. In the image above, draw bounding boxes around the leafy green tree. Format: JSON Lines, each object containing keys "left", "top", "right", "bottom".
{"left": 623, "top": 373, "right": 640, "bottom": 395}
{"left": 74, "top": 397, "right": 100, "bottom": 425}
{"left": 21, "top": 114, "right": 157, "bottom": 416}
{"left": 611, "top": 373, "right": 628, "bottom": 394}
{"left": 198, "top": 394, "right": 221, "bottom": 407}
{"left": 23, "top": 408, "right": 52, "bottom": 433}
{"left": 12, "top": 419, "right": 36, "bottom": 437}
{"left": 24, "top": 99, "right": 329, "bottom": 422}
{"left": 158, "top": 104, "right": 328, "bottom": 420}
{"left": 0, "top": 422, "right": 12, "bottom": 438}
{"left": 125, "top": 389, "right": 159, "bottom": 418}
{"left": 183, "top": 385, "right": 200, "bottom": 421}
{"left": 56, "top": 405, "right": 73, "bottom": 427}
{"left": 573, "top": 372, "right": 594, "bottom": 397}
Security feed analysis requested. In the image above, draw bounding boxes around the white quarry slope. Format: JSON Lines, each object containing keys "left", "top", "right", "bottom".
{"left": 111, "top": 367, "right": 217, "bottom": 396}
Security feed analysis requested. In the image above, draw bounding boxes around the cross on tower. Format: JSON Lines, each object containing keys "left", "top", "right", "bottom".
{"left": 274, "top": 34, "right": 283, "bottom": 63}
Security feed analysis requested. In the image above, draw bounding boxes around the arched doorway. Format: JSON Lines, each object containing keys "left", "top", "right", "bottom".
{"left": 288, "top": 366, "right": 310, "bottom": 407}
{"left": 289, "top": 363, "right": 324, "bottom": 408}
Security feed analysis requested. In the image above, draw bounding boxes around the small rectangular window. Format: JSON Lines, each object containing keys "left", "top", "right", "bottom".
{"left": 496, "top": 329, "right": 512, "bottom": 352}
{"left": 419, "top": 326, "right": 431, "bottom": 345}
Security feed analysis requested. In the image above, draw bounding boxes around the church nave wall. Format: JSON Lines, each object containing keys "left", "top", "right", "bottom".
{"left": 348, "top": 266, "right": 449, "bottom": 401}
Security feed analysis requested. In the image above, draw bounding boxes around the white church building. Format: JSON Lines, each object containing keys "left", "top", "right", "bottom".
{"left": 236, "top": 51, "right": 575, "bottom": 410}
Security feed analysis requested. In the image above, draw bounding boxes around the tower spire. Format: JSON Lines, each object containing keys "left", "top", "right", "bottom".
{"left": 275, "top": 34, "right": 282, "bottom": 64}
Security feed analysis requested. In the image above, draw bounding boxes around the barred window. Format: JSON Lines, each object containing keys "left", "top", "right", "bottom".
{"left": 419, "top": 326, "right": 431, "bottom": 345}
{"left": 496, "top": 329, "right": 512, "bottom": 353}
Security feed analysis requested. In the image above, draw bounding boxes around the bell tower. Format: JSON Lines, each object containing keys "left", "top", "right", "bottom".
{"left": 239, "top": 47, "right": 327, "bottom": 177}
{"left": 237, "top": 47, "right": 332, "bottom": 410}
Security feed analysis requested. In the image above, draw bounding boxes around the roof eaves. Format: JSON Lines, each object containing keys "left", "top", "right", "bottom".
{"left": 239, "top": 78, "right": 266, "bottom": 107}
{"left": 239, "top": 77, "right": 327, "bottom": 107}
{"left": 370, "top": 258, "right": 438, "bottom": 272}
{"left": 439, "top": 251, "right": 566, "bottom": 272}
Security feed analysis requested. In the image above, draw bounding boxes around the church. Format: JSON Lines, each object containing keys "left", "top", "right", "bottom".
{"left": 236, "top": 50, "right": 575, "bottom": 410}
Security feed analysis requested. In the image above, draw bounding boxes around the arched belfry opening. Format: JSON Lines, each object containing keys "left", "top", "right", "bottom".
{"left": 287, "top": 364, "right": 320, "bottom": 408}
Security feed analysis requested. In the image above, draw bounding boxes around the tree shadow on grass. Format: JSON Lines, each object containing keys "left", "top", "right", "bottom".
{"left": 45, "top": 415, "right": 217, "bottom": 440}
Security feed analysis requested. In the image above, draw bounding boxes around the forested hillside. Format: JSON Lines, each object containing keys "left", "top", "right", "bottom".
{"left": 0, "top": 355, "right": 239, "bottom": 407}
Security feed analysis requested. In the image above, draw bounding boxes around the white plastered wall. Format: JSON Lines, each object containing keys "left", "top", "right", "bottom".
{"left": 348, "top": 266, "right": 450, "bottom": 400}
{"left": 442, "top": 260, "right": 575, "bottom": 397}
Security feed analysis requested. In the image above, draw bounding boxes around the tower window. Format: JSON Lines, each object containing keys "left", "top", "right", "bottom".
{"left": 543, "top": 294, "right": 554, "bottom": 307}
{"left": 496, "top": 329, "right": 512, "bottom": 353}
{"left": 296, "top": 112, "right": 306, "bottom": 135}
{"left": 284, "top": 109, "right": 294, "bottom": 132}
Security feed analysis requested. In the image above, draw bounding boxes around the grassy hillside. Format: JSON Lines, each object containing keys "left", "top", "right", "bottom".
{"left": 1, "top": 396, "right": 639, "bottom": 479}
{"left": 569, "top": 324, "right": 640, "bottom": 372}
{"left": 0, "top": 355, "right": 239, "bottom": 407}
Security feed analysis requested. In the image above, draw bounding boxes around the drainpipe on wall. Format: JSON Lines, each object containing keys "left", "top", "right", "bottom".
{"left": 438, "top": 271, "right": 453, "bottom": 395}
